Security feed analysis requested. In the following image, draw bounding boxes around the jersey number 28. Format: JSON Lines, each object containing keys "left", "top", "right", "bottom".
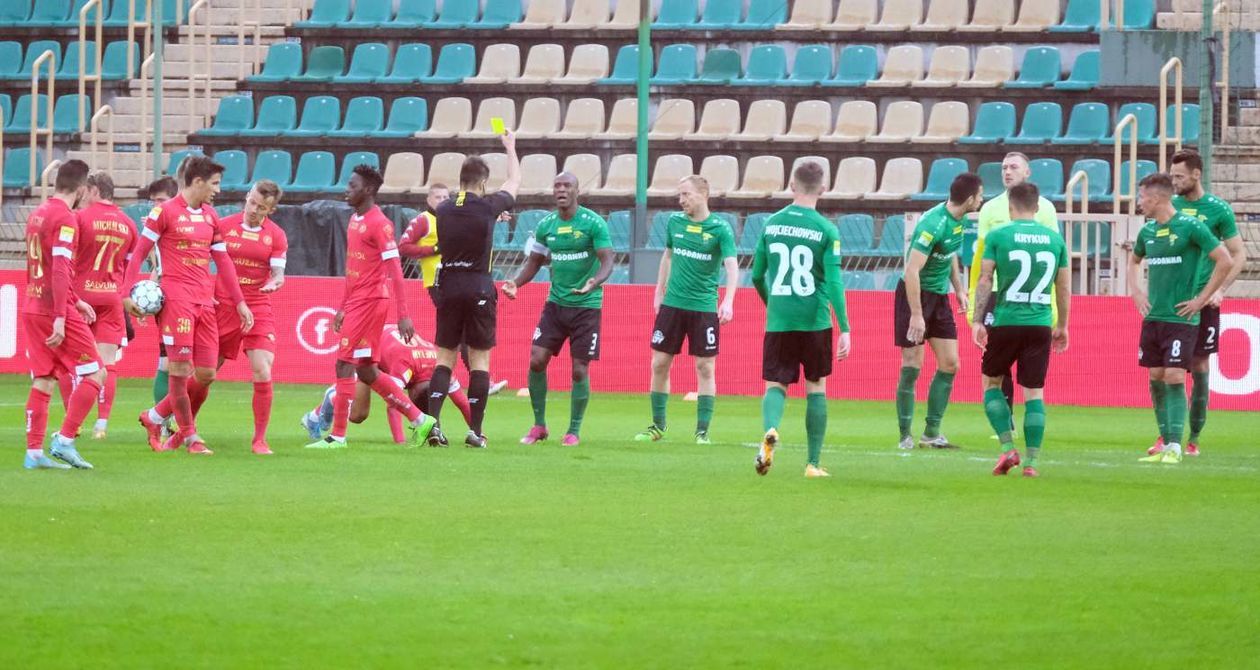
{"left": 1005, "top": 250, "right": 1056, "bottom": 305}
{"left": 769, "top": 243, "right": 815, "bottom": 297}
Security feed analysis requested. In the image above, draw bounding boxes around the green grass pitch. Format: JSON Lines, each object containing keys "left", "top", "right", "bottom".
{"left": 1, "top": 374, "right": 1258, "bottom": 668}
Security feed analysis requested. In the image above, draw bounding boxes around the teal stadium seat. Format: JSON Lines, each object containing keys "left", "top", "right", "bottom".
{"left": 102, "top": 42, "right": 140, "bottom": 80}
{"left": 239, "top": 95, "right": 297, "bottom": 137}
{"left": 0, "top": 94, "right": 10, "bottom": 125}
{"left": 599, "top": 45, "right": 640, "bottom": 85}
{"left": 737, "top": 213, "right": 769, "bottom": 254}
{"left": 52, "top": 94, "right": 90, "bottom": 133}
{"left": 60, "top": 0, "right": 103, "bottom": 26}
{"left": 1005, "top": 47, "right": 1061, "bottom": 89}
{"left": 329, "top": 96, "right": 384, "bottom": 138}
{"left": 295, "top": 46, "right": 345, "bottom": 82}
{"left": 0, "top": 43, "right": 20, "bottom": 77}
{"left": 874, "top": 216, "right": 906, "bottom": 257}
{"left": 492, "top": 220, "right": 510, "bottom": 248}
{"left": 647, "top": 212, "right": 672, "bottom": 249}
{"left": 507, "top": 209, "right": 548, "bottom": 250}
{"left": 959, "top": 102, "right": 1016, "bottom": 144}
{"left": 5, "top": 94, "right": 50, "bottom": 134}
{"left": 379, "top": 43, "right": 432, "bottom": 84}
{"left": 696, "top": 48, "right": 741, "bottom": 84}
{"left": 734, "top": 45, "right": 786, "bottom": 86}
{"left": 249, "top": 150, "right": 294, "bottom": 189}
{"left": 882, "top": 273, "right": 901, "bottom": 291}
{"left": 346, "top": 0, "right": 392, "bottom": 26}
{"left": 418, "top": 43, "right": 474, "bottom": 84}
{"left": 295, "top": 0, "right": 350, "bottom": 28}
{"left": 784, "top": 45, "right": 832, "bottom": 87}
{"left": 7, "top": 41, "right": 61, "bottom": 81}
{"left": 654, "top": 0, "right": 698, "bottom": 28}
{"left": 977, "top": 162, "right": 1003, "bottom": 198}
{"left": 1006, "top": 102, "right": 1062, "bottom": 144}
{"left": 739, "top": 0, "right": 787, "bottom": 29}
{"left": 429, "top": 0, "right": 478, "bottom": 28}
{"left": 1050, "top": 0, "right": 1101, "bottom": 31}
{"left": 846, "top": 271, "right": 876, "bottom": 290}
{"left": 608, "top": 266, "right": 630, "bottom": 284}
{"left": 26, "top": 0, "right": 69, "bottom": 26}
{"left": 1054, "top": 50, "right": 1099, "bottom": 91}
{"left": 1119, "top": 160, "right": 1158, "bottom": 196}
{"left": 1104, "top": 102, "right": 1156, "bottom": 144}
{"left": 336, "top": 43, "right": 389, "bottom": 83}
{"left": 607, "top": 210, "right": 631, "bottom": 252}
{"left": 3, "top": 147, "right": 43, "bottom": 188}
{"left": 199, "top": 95, "right": 253, "bottom": 136}
{"left": 0, "top": 3, "right": 29, "bottom": 26}
{"left": 1028, "top": 158, "right": 1065, "bottom": 200}
{"left": 837, "top": 214, "right": 875, "bottom": 254}
{"left": 336, "top": 151, "right": 381, "bottom": 189}
{"left": 166, "top": 149, "right": 203, "bottom": 176}
{"left": 698, "top": 0, "right": 741, "bottom": 28}
{"left": 911, "top": 158, "right": 970, "bottom": 202}
{"left": 1165, "top": 103, "right": 1201, "bottom": 144}
{"left": 1058, "top": 102, "right": 1110, "bottom": 145}
{"left": 1055, "top": 158, "right": 1111, "bottom": 203}
{"left": 533, "top": 267, "right": 550, "bottom": 283}
{"left": 288, "top": 96, "right": 341, "bottom": 138}
{"left": 249, "top": 43, "right": 302, "bottom": 83}
{"left": 1123, "top": 0, "right": 1155, "bottom": 29}
{"left": 377, "top": 97, "right": 428, "bottom": 137}
{"left": 213, "top": 151, "right": 249, "bottom": 190}
{"left": 474, "top": 0, "right": 522, "bottom": 29}
{"left": 216, "top": 204, "right": 243, "bottom": 218}
{"left": 58, "top": 42, "right": 97, "bottom": 79}
{"left": 384, "top": 0, "right": 436, "bottom": 27}
{"left": 651, "top": 44, "right": 697, "bottom": 85}
{"left": 123, "top": 202, "right": 152, "bottom": 227}
{"left": 287, "top": 151, "right": 336, "bottom": 193}
{"left": 824, "top": 44, "right": 877, "bottom": 87}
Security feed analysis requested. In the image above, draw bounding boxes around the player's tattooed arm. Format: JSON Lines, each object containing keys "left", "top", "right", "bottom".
{"left": 970, "top": 259, "right": 996, "bottom": 350}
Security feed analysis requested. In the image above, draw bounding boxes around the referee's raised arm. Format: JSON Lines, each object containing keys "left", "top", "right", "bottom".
{"left": 500, "top": 130, "right": 521, "bottom": 200}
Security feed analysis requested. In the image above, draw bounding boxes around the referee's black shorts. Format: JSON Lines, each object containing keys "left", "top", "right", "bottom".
{"left": 433, "top": 272, "right": 497, "bottom": 351}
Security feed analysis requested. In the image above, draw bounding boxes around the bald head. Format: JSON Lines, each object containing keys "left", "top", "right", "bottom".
{"left": 553, "top": 171, "right": 579, "bottom": 213}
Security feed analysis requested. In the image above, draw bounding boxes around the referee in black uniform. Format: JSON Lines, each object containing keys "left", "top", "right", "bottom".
{"left": 426, "top": 130, "right": 521, "bottom": 448}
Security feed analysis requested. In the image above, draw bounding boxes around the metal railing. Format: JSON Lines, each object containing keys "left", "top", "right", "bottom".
{"left": 239, "top": 0, "right": 263, "bottom": 80}
{"left": 30, "top": 50, "right": 55, "bottom": 191}
{"left": 125, "top": 0, "right": 152, "bottom": 86}
{"left": 138, "top": 52, "right": 157, "bottom": 177}
{"left": 187, "top": 0, "right": 214, "bottom": 133}
{"left": 1112, "top": 113, "right": 1139, "bottom": 215}
{"left": 90, "top": 105, "right": 116, "bottom": 174}
{"left": 39, "top": 159, "right": 62, "bottom": 200}
{"left": 1064, "top": 170, "right": 1106, "bottom": 294}
{"left": 78, "top": 0, "right": 105, "bottom": 131}
{"left": 1101, "top": 0, "right": 1126, "bottom": 30}
{"left": 1158, "top": 57, "right": 1184, "bottom": 171}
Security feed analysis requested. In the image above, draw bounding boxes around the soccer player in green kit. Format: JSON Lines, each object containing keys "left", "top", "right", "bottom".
{"left": 971, "top": 183, "right": 1071, "bottom": 478}
{"left": 894, "top": 173, "right": 983, "bottom": 450}
{"left": 502, "top": 173, "right": 614, "bottom": 447}
{"left": 1128, "top": 173, "right": 1234, "bottom": 464}
{"left": 634, "top": 175, "right": 738, "bottom": 444}
{"left": 1145, "top": 149, "right": 1248, "bottom": 457}
{"left": 751, "top": 160, "right": 850, "bottom": 479}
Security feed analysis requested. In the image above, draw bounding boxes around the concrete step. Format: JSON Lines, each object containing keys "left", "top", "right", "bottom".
{"left": 81, "top": 131, "right": 190, "bottom": 145}
{"left": 213, "top": 0, "right": 313, "bottom": 9}
{"left": 200, "top": 7, "right": 300, "bottom": 25}
{"left": 1156, "top": 12, "right": 1260, "bottom": 30}
{"left": 161, "top": 43, "right": 276, "bottom": 64}
{"left": 1240, "top": 108, "right": 1260, "bottom": 127}
{"left": 149, "top": 60, "right": 259, "bottom": 79}
{"left": 1223, "top": 126, "right": 1260, "bottom": 145}
{"left": 176, "top": 24, "right": 290, "bottom": 38}
{"left": 1171, "top": 0, "right": 1260, "bottom": 11}
{"left": 126, "top": 79, "right": 240, "bottom": 95}
{"left": 1214, "top": 181, "right": 1260, "bottom": 201}
{"left": 65, "top": 150, "right": 187, "bottom": 173}
{"left": 110, "top": 96, "right": 219, "bottom": 117}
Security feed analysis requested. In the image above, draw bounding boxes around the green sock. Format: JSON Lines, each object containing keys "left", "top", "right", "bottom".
{"left": 983, "top": 387, "right": 1014, "bottom": 448}
{"left": 924, "top": 370, "right": 955, "bottom": 438}
{"left": 1165, "top": 383, "right": 1187, "bottom": 445}
{"left": 1023, "top": 399, "right": 1046, "bottom": 467}
{"left": 762, "top": 386, "right": 786, "bottom": 432}
{"left": 1188, "top": 370, "right": 1209, "bottom": 442}
{"left": 696, "top": 394, "right": 714, "bottom": 433}
{"left": 805, "top": 393, "right": 827, "bottom": 467}
{"left": 528, "top": 369, "right": 547, "bottom": 426}
{"left": 568, "top": 377, "right": 590, "bottom": 436}
{"left": 895, "top": 366, "right": 919, "bottom": 439}
{"left": 1149, "top": 380, "right": 1169, "bottom": 441}
{"left": 650, "top": 391, "right": 668, "bottom": 431}
{"left": 153, "top": 369, "right": 169, "bottom": 405}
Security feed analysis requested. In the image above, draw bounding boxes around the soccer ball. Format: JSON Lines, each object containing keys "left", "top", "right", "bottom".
{"left": 129, "top": 280, "right": 164, "bottom": 316}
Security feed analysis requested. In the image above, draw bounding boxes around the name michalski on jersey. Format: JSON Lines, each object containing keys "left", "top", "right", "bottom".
{"left": 763, "top": 224, "right": 824, "bottom": 242}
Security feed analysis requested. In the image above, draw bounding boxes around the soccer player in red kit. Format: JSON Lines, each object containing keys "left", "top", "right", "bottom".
{"left": 73, "top": 171, "right": 137, "bottom": 440}
{"left": 124, "top": 156, "right": 253, "bottom": 455}
{"left": 305, "top": 164, "right": 439, "bottom": 449}
{"left": 21, "top": 159, "right": 104, "bottom": 469}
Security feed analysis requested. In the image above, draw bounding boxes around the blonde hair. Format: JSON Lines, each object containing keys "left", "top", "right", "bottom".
{"left": 679, "top": 175, "right": 709, "bottom": 197}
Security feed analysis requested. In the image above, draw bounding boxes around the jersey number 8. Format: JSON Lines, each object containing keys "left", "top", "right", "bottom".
{"left": 1005, "top": 249, "right": 1056, "bottom": 305}
{"left": 769, "top": 243, "right": 815, "bottom": 297}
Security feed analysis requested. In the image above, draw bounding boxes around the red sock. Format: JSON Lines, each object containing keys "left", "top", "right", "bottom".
{"left": 386, "top": 408, "right": 406, "bottom": 443}
{"left": 169, "top": 374, "right": 196, "bottom": 439}
{"left": 330, "top": 376, "right": 356, "bottom": 439}
{"left": 252, "top": 381, "right": 273, "bottom": 443}
{"left": 451, "top": 390, "right": 473, "bottom": 426}
{"left": 154, "top": 391, "right": 174, "bottom": 419}
{"left": 59, "top": 377, "right": 102, "bottom": 441}
{"left": 57, "top": 373, "right": 74, "bottom": 409}
{"left": 369, "top": 376, "right": 421, "bottom": 422}
{"left": 25, "top": 387, "right": 51, "bottom": 451}
{"left": 98, "top": 366, "right": 117, "bottom": 420}
{"left": 189, "top": 379, "right": 210, "bottom": 418}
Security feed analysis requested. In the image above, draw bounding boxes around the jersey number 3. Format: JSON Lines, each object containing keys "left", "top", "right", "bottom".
{"left": 1005, "top": 249, "right": 1055, "bottom": 305}
{"left": 769, "top": 243, "right": 815, "bottom": 297}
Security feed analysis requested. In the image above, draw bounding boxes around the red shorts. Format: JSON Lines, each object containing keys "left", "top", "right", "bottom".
{"left": 158, "top": 300, "right": 219, "bottom": 368}
{"left": 24, "top": 312, "right": 103, "bottom": 379}
{"left": 217, "top": 301, "right": 276, "bottom": 360}
{"left": 337, "top": 299, "right": 389, "bottom": 363}
{"left": 88, "top": 298, "right": 127, "bottom": 347}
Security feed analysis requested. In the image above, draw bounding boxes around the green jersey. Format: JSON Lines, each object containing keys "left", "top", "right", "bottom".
{"left": 1133, "top": 213, "right": 1221, "bottom": 325}
{"left": 529, "top": 206, "right": 612, "bottom": 309}
{"left": 751, "top": 204, "right": 849, "bottom": 333}
{"left": 1171, "top": 193, "right": 1237, "bottom": 292}
{"left": 982, "top": 220, "right": 1068, "bottom": 327}
{"left": 662, "top": 212, "right": 737, "bottom": 313}
{"left": 905, "top": 202, "right": 964, "bottom": 295}
{"left": 968, "top": 192, "right": 1059, "bottom": 321}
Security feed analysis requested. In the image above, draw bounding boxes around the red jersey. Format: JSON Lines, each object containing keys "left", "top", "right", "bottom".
{"left": 344, "top": 205, "right": 401, "bottom": 306}
{"left": 74, "top": 200, "right": 137, "bottom": 307}
{"left": 142, "top": 194, "right": 226, "bottom": 306}
{"left": 23, "top": 197, "right": 81, "bottom": 317}
{"left": 379, "top": 327, "right": 438, "bottom": 387}
{"left": 215, "top": 213, "right": 289, "bottom": 307}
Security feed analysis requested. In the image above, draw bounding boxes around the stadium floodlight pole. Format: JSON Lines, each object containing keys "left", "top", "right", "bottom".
{"left": 631, "top": 0, "right": 651, "bottom": 278}
{"left": 152, "top": 0, "right": 164, "bottom": 180}
{"left": 1199, "top": 0, "right": 1215, "bottom": 188}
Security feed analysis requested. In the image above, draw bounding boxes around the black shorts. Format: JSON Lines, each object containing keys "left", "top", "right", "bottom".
{"left": 1195, "top": 305, "right": 1220, "bottom": 356}
{"left": 893, "top": 280, "right": 958, "bottom": 347}
{"left": 762, "top": 329, "right": 833, "bottom": 384}
{"left": 651, "top": 305, "right": 720, "bottom": 357}
{"left": 433, "top": 273, "right": 497, "bottom": 350}
{"left": 534, "top": 301, "right": 602, "bottom": 360}
{"left": 1139, "top": 320, "right": 1198, "bottom": 370}
{"left": 981, "top": 325, "right": 1052, "bottom": 389}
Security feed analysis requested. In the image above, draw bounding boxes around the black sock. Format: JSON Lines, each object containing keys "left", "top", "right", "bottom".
{"left": 1001, "top": 374, "right": 1016, "bottom": 430}
{"left": 428, "top": 365, "right": 451, "bottom": 422}
{"left": 468, "top": 370, "right": 490, "bottom": 435}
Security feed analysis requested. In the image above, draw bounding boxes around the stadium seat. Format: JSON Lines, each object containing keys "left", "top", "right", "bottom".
{"left": 562, "top": 153, "right": 603, "bottom": 193}
{"left": 866, "top": 157, "right": 923, "bottom": 200}
{"left": 598, "top": 45, "right": 639, "bottom": 85}
{"left": 824, "top": 0, "right": 876, "bottom": 29}
{"left": 1118, "top": 159, "right": 1158, "bottom": 196}
{"left": 166, "top": 149, "right": 202, "bottom": 176}
{"left": 249, "top": 43, "right": 302, "bottom": 83}
{"left": 607, "top": 210, "right": 631, "bottom": 251}
{"left": 957, "top": 45, "right": 1013, "bottom": 88}
{"left": 555, "top": 0, "right": 605, "bottom": 29}
{"left": 734, "top": 45, "right": 787, "bottom": 86}
{"left": 102, "top": 0, "right": 185, "bottom": 27}
{"left": 914, "top": 46, "right": 969, "bottom": 87}
{"left": 690, "top": 99, "right": 740, "bottom": 140}
{"left": 56, "top": 40, "right": 95, "bottom": 80}
{"left": 874, "top": 216, "right": 907, "bottom": 256}
{"left": 736, "top": 213, "right": 768, "bottom": 253}
{"left": 643, "top": 212, "right": 672, "bottom": 249}
{"left": 735, "top": 100, "right": 787, "bottom": 141}
{"left": 2, "top": 147, "right": 43, "bottom": 188}
{"left": 51, "top": 94, "right": 89, "bottom": 133}
{"left": 1056, "top": 158, "right": 1111, "bottom": 203}
{"left": 473, "top": 0, "right": 522, "bottom": 28}
{"left": 428, "top": 0, "right": 478, "bottom": 27}
{"left": 696, "top": 48, "right": 742, "bottom": 85}
{"left": 509, "top": 209, "right": 549, "bottom": 248}
{"left": 914, "top": 101, "right": 970, "bottom": 144}
{"left": 554, "top": 44, "right": 609, "bottom": 84}
{"left": 383, "top": 0, "right": 436, "bottom": 27}
{"left": 123, "top": 202, "right": 152, "bottom": 227}
{"left": 0, "top": 43, "right": 19, "bottom": 78}
{"left": 249, "top": 150, "right": 293, "bottom": 188}
{"left": 213, "top": 150, "right": 249, "bottom": 190}
{"left": 592, "top": 154, "right": 636, "bottom": 196}
{"left": 0, "top": 93, "right": 10, "bottom": 124}
{"left": 102, "top": 42, "right": 140, "bottom": 80}
{"left": 1102, "top": 102, "right": 1156, "bottom": 144}
{"left": 729, "top": 155, "right": 784, "bottom": 198}
{"left": 1050, "top": 0, "right": 1101, "bottom": 31}
{"left": 4, "top": 94, "right": 48, "bottom": 134}
{"left": 1005, "top": 47, "right": 1061, "bottom": 88}
{"left": 870, "top": 0, "right": 923, "bottom": 30}
{"left": 1167, "top": 103, "right": 1201, "bottom": 144}
{"left": 648, "top": 99, "right": 695, "bottom": 140}
{"left": 378, "top": 43, "right": 432, "bottom": 84}
{"left": 822, "top": 157, "right": 876, "bottom": 199}
{"left": 335, "top": 43, "right": 389, "bottom": 83}
{"left": 294, "top": 46, "right": 345, "bottom": 82}
{"left": 977, "top": 161, "right": 1004, "bottom": 197}
{"left": 599, "top": 98, "right": 638, "bottom": 139}
{"left": 775, "top": 100, "right": 831, "bottom": 142}
{"left": 379, "top": 97, "right": 428, "bottom": 137}
{"left": 6, "top": 41, "right": 60, "bottom": 81}
{"left": 286, "top": 96, "right": 340, "bottom": 138}
{"left": 868, "top": 101, "right": 924, "bottom": 143}
{"left": 1122, "top": 0, "right": 1155, "bottom": 29}
{"left": 836, "top": 214, "right": 876, "bottom": 253}
{"left": 773, "top": 156, "right": 829, "bottom": 198}
{"left": 653, "top": 0, "right": 697, "bottom": 28}
{"left": 1054, "top": 50, "right": 1100, "bottom": 91}
{"left": 739, "top": 0, "right": 787, "bottom": 29}
{"left": 513, "top": 44, "right": 564, "bottom": 84}
{"left": 914, "top": 0, "right": 968, "bottom": 31}
{"left": 552, "top": 98, "right": 606, "bottom": 139}
{"left": 1007, "top": 0, "right": 1060, "bottom": 31}
{"left": 513, "top": 0, "right": 565, "bottom": 28}
{"left": 464, "top": 97, "right": 516, "bottom": 138}
{"left": 379, "top": 152, "right": 424, "bottom": 194}
{"left": 296, "top": 0, "right": 350, "bottom": 27}
{"left": 846, "top": 271, "right": 878, "bottom": 289}
{"left": 699, "top": 155, "right": 739, "bottom": 197}
{"left": 346, "top": 0, "right": 392, "bottom": 26}
{"left": 514, "top": 97, "right": 561, "bottom": 138}
{"left": 1006, "top": 102, "right": 1063, "bottom": 144}
{"left": 698, "top": 0, "right": 741, "bottom": 28}
{"left": 416, "top": 97, "right": 472, "bottom": 138}
{"left": 821, "top": 100, "right": 876, "bottom": 142}
{"left": 216, "top": 204, "right": 243, "bottom": 218}
{"left": 329, "top": 96, "right": 384, "bottom": 138}
{"left": 198, "top": 96, "right": 253, "bottom": 137}
{"left": 911, "top": 157, "right": 970, "bottom": 201}
{"left": 466, "top": 44, "right": 520, "bottom": 85}
{"left": 784, "top": 45, "right": 833, "bottom": 86}
{"left": 1029, "top": 158, "right": 1065, "bottom": 199}
{"left": 824, "top": 44, "right": 878, "bottom": 87}
{"left": 958, "top": 101, "right": 1016, "bottom": 143}
{"left": 424, "top": 152, "right": 466, "bottom": 190}
{"left": 419, "top": 43, "right": 475, "bottom": 84}
{"left": 1058, "top": 102, "right": 1110, "bottom": 145}
{"left": 959, "top": 0, "right": 1015, "bottom": 31}
{"left": 26, "top": 0, "right": 69, "bottom": 26}
{"left": 867, "top": 45, "right": 923, "bottom": 87}
{"left": 779, "top": 0, "right": 833, "bottom": 28}
{"left": 517, "top": 155, "right": 558, "bottom": 196}
{"left": 491, "top": 220, "right": 511, "bottom": 249}
{"left": 0, "top": 4, "right": 27, "bottom": 26}
{"left": 651, "top": 44, "right": 697, "bottom": 85}
{"left": 335, "top": 152, "right": 380, "bottom": 189}
{"left": 600, "top": 0, "right": 642, "bottom": 29}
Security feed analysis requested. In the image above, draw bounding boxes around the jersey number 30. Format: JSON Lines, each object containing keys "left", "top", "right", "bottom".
{"left": 769, "top": 243, "right": 815, "bottom": 297}
{"left": 1005, "top": 249, "right": 1056, "bottom": 305}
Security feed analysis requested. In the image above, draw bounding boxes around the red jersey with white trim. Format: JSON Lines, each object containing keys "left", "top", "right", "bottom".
{"left": 74, "top": 200, "right": 137, "bottom": 307}
{"left": 344, "top": 205, "right": 400, "bottom": 306}
{"left": 379, "top": 326, "right": 438, "bottom": 387}
{"left": 142, "top": 194, "right": 226, "bottom": 306}
{"left": 215, "top": 213, "right": 289, "bottom": 307}
{"left": 23, "top": 197, "right": 81, "bottom": 317}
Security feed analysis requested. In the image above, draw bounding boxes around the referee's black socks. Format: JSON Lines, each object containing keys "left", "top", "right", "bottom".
{"left": 468, "top": 370, "right": 490, "bottom": 436}
{"left": 429, "top": 365, "right": 452, "bottom": 421}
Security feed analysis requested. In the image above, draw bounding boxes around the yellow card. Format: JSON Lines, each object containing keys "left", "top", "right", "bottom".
{"left": 490, "top": 117, "right": 506, "bottom": 135}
